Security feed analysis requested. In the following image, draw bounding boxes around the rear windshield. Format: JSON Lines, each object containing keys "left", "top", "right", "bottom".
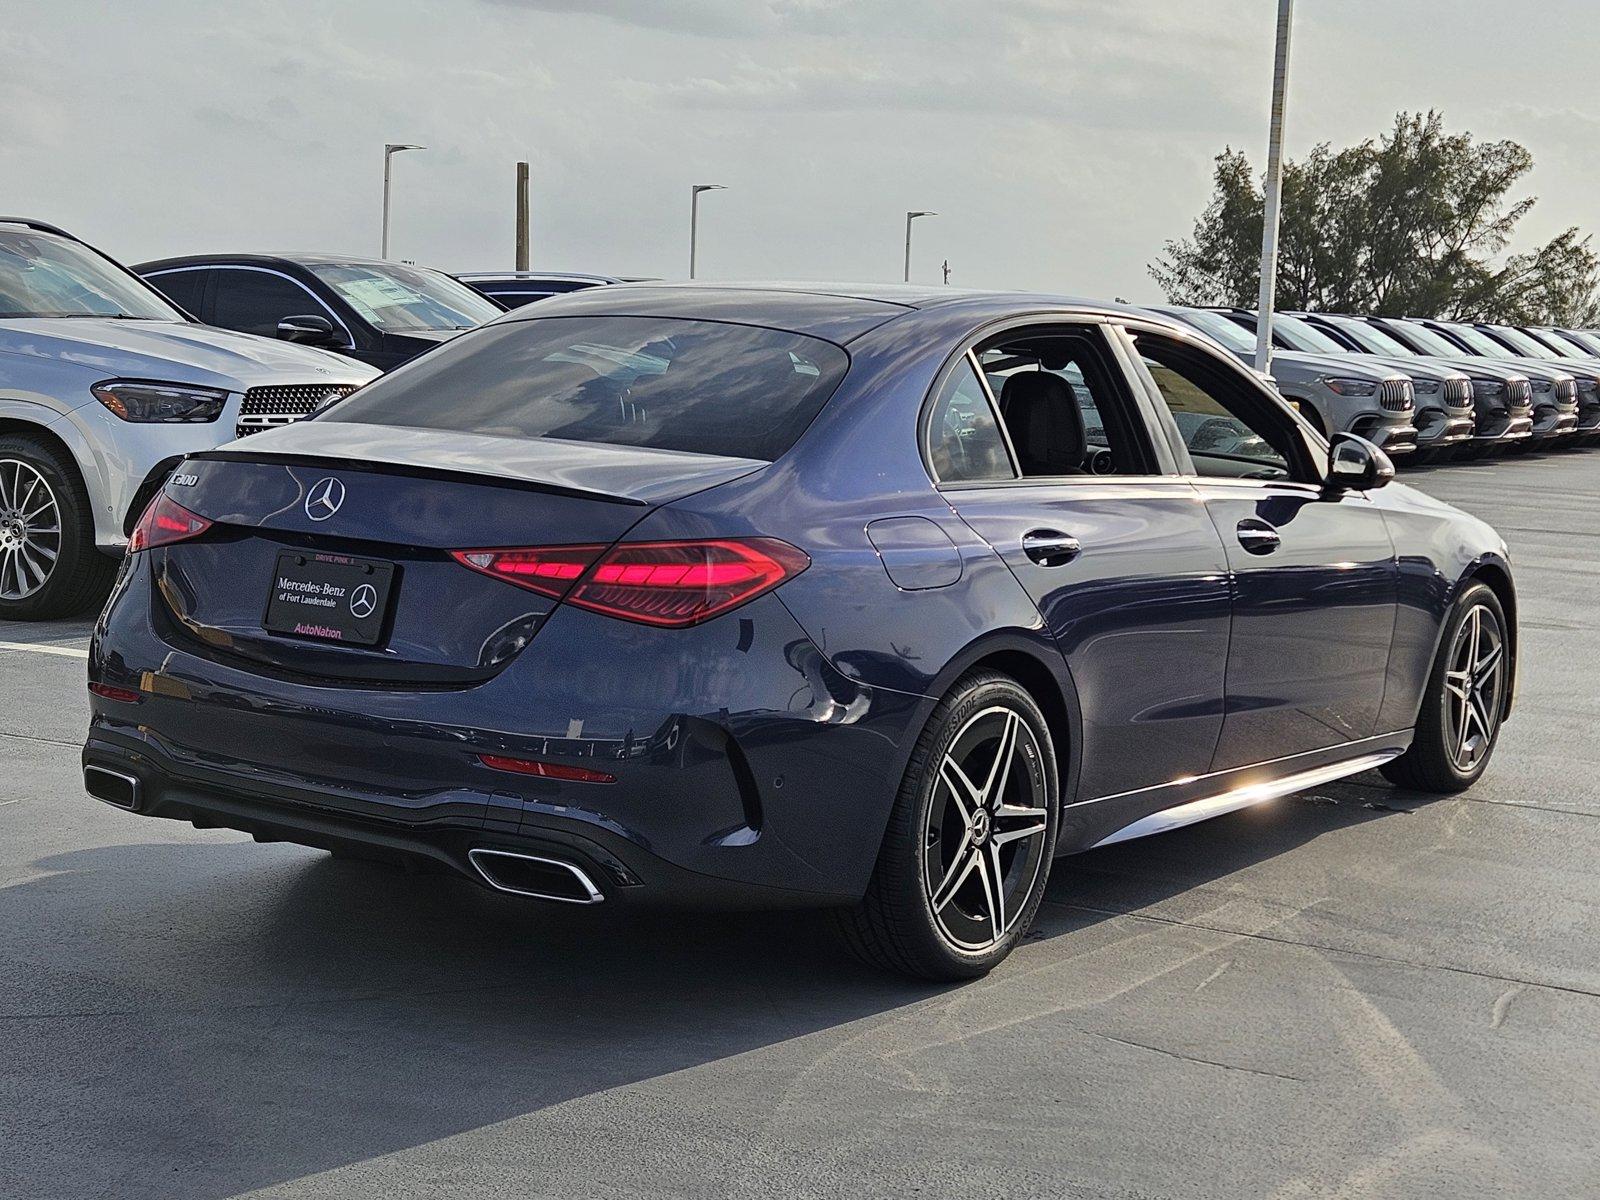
{"left": 324, "top": 315, "right": 850, "bottom": 461}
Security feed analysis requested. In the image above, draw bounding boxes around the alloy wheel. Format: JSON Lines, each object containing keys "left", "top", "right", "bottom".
{"left": 0, "top": 459, "right": 61, "bottom": 601}
{"left": 1444, "top": 603, "right": 1505, "bottom": 772}
{"left": 922, "top": 706, "right": 1051, "bottom": 951}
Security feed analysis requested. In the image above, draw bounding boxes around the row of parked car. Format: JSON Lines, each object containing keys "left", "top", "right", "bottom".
{"left": 0, "top": 219, "right": 644, "bottom": 619}
{"left": 1159, "top": 306, "right": 1600, "bottom": 459}
{"left": 0, "top": 214, "right": 1588, "bottom": 624}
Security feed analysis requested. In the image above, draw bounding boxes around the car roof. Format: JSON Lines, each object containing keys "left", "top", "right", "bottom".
{"left": 490, "top": 281, "right": 1196, "bottom": 345}
{"left": 457, "top": 271, "right": 623, "bottom": 285}
{"left": 133, "top": 251, "right": 436, "bottom": 272}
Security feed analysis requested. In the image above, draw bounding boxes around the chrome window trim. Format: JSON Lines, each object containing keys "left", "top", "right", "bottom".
{"left": 1114, "top": 318, "right": 1328, "bottom": 486}
{"left": 144, "top": 264, "right": 356, "bottom": 347}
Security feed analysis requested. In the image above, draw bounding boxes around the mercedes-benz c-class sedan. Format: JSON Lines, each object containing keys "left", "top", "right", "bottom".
{"left": 84, "top": 285, "right": 1516, "bottom": 979}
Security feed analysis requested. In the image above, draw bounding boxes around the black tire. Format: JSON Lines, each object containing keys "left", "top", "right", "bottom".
{"left": 834, "top": 671, "right": 1060, "bottom": 980}
{"left": 0, "top": 434, "right": 116, "bottom": 621}
{"left": 1381, "top": 581, "right": 1509, "bottom": 793}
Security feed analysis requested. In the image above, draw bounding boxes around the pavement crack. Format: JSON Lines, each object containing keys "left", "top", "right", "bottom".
{"left": 1091, "top": 1031, "right": 1306, "bottom": 1082}
{"left": 0, "top": 730, "right": 80, "bottom": 750}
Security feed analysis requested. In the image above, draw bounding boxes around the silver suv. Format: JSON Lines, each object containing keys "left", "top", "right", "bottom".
{"left": 1156, "top": 307, "right": 1418, "bottom": 455}
{"left": 0, "top": 219, "right": 376, "bottom": 619}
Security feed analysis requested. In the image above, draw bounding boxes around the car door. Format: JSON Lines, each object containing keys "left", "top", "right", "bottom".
{"left": 930, "top": 321, "right": 1233, "bottom": 803}
{"left": 1120, "top": 322, "right": 1399, "bottom": 772}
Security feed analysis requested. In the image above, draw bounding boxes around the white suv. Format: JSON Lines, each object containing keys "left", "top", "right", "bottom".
{"left": 0, "top": 219, "right": 376, "bottom": 619}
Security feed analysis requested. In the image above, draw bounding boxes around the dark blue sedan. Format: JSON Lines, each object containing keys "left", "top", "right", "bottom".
{"left": 84, "top": 285, "right": 1516, "bottom": 979}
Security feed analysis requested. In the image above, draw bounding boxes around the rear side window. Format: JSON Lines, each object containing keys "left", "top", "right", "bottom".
{"left": 145, "top": 269, "right": 209, "bottom": 318}
{"left": 325, "top": 316, "right": 850, "bottom": 462}
{"left": 927, "top": 359, "right": 1015, "bottom": 482}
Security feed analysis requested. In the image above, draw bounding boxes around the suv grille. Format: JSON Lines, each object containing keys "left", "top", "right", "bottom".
{"left": 1443, "top": 378, "right": 1472, "bottom": 411}
{"left": 1507, "top": 379, "right": 1532, "bottom": 413}
{"left": 1555, "top": 378, "right": 1578, "bottom": 408}
{"left": 237, "top": 384, "right": 360, "bottom": 439}
{"left": 1379, "top": 379, "right": 1413, "bottom": 412}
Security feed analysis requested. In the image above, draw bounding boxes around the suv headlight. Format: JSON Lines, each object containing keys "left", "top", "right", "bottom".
{"left": 1530, "top": 378, "right": 1553, "bottom": 393}
{"left": 1580, "top": 377, "right": 1600, "bottom": 395}
{"left": 1471, "top": 379, "right": 1506, "bottom": 398}
{"left": 92, "top": 380, "right": 229, "bottom": 423}
{"left": 1320, "top": 376, "right": 1380, "bottom": 397}
{"left": 1411, "top": 378, "right": 1442, "bottom": 395}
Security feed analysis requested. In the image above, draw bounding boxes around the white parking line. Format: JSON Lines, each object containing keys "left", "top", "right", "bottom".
{"left": 0, "top": 640, "right": 89, "bottom": 660}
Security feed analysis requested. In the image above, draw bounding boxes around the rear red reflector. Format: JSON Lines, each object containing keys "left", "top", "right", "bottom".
{"left": 478, "top": 753, "right": 615, "bottom": 784}
{"left": 128, "top": 493, "right": 212, "bottom": 553}
{"left": 452, "top": 537, "right": 809, "bottom": 627}
{"left": 89, "top": 682, "right": 142, "bottom": 704}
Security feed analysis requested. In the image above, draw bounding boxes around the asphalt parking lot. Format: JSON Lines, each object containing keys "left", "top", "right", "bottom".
{"left": 2, "top": 449, "right": 1597, "bottom": 1200}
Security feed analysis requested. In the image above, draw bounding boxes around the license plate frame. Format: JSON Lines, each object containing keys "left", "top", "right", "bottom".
{"left": 263, "top": 550, "right": 397, "bottom": 647}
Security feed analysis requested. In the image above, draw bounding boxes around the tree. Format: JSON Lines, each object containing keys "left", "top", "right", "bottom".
{"left": 1149, "top": 111, "right": 1600, "bottom": 325}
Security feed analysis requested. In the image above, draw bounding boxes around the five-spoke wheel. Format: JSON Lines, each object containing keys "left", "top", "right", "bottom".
{"left": 837, "top": 671, "right": 1059, "bottom": 980}
{"left": 1382, "top": 580, "right": 1509, "bottom": 793}
{"left": 924, "top": 707, "right": 1051, "bottom": 952}
{"left": 1443, "top": 601, "right": 1506, "bottom": 773}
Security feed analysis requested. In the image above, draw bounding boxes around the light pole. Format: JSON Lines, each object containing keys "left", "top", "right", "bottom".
{"left": 381, "top": 143, "right": 424, "bottom": 260}
{"left": 689, "top": 184, "right": 726, "bottom": 279}
{"left": 1253, "top": 0, "right": 1294, "bottom": 373}
{"left": 904, "top": 211, "right": 936, "bottom": 282}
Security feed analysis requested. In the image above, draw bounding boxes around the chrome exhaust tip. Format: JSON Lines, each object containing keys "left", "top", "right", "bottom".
{"left": 467, "top": 848, "right": 605, "bottom": 904}
{"left": 84, "top": 765, "right": 141, "bottom": 812}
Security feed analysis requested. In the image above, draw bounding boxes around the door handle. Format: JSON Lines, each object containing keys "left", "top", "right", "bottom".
{"left": 1022, "top": 530, "right": 1082, "bottom": 567}
{"left": 1236, "top": 519, "right": 1281, "bottom": 555}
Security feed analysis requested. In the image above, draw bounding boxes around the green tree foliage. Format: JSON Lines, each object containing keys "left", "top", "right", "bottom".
{"left": 1149, "top": 111, "right": 1600, "bottom": 325}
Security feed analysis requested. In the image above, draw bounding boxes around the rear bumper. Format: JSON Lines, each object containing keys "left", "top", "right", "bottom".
{"left": 83, "top": 727, "right": 854, "bottom": 910}
{"left": 85, "top": 560, "right": 921, "bottom": 908}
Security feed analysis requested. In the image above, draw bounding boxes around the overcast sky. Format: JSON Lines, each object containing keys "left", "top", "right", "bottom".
{"left": 6, "top": 0, "right": 1598, "bottom": 301}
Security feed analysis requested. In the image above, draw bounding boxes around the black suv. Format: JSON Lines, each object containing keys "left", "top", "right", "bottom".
{"left": 135, "top": 253, "right": 504, "bottom": 371}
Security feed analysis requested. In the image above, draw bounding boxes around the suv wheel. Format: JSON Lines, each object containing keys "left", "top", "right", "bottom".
{"left": 835, "top": 671, "right": 1059, "bottom": 980}
{"left": 0, "top": 436, "right": 116, "bottom": 620}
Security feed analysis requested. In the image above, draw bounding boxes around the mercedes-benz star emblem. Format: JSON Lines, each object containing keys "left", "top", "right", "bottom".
{"left": 305, "top": 477, "right": 345, "bottom": 522}
{"left": 349, "top": 583, "right": 378, "bottom": 620}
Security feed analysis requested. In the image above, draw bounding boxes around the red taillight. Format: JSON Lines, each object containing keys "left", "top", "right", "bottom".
{"left": 88, "top": 682, "right": 142, "bottom": 704}
{"left": 128, "top": 493, "right": 212, "bottom": 553}
{"left": 451, "top": 544, "right": 605, "bottom": 600}
{"left": 478, "top": 753, "right": 615, "bottom": 784}
{"left": 453, "top": 538, "right": 809, "bottom": 627}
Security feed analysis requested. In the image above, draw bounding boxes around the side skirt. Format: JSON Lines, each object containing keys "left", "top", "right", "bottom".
{"left": 1082, "top": 736, "right": 1409, "bottom": 850}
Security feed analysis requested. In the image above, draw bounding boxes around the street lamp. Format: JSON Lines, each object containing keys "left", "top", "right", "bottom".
{"left": 689, "top": 184, "right": 726, "bottom": 279}
{"left": 904, "top": 211, "right": 936, "bottom": 282}
{"left": 1253, "top": 0, "right": 1294, "bottom": 372}
{"left": 381, "top": 143, "right": 425, "bottom": 260}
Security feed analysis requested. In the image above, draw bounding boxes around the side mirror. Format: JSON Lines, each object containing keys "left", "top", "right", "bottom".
{"left": 276, "top": 314, "right": 340, "bottom": 347}
{"left": 1325, "top": 432, "right": 1394, "bottom": 491}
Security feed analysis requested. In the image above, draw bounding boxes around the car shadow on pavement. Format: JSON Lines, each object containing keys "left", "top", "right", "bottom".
{"left": 1, "top": 771, "right": 1431, "bottom": 1199}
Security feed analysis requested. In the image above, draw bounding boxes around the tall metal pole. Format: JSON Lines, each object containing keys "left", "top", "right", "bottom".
{"left": 515, "top": 161, "right": 530, "bottom": 271}
{"left": 381, "top": 143, "right": 424, "bottom": 260}
{"left": 1254, "top": 0, "right": 1295, "bottom": 373}
{"left": 689, "top": 184, "right": 725, "bottom": 278}
{"left": 904, "top": 211, "right": 935, "bottom": 282}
